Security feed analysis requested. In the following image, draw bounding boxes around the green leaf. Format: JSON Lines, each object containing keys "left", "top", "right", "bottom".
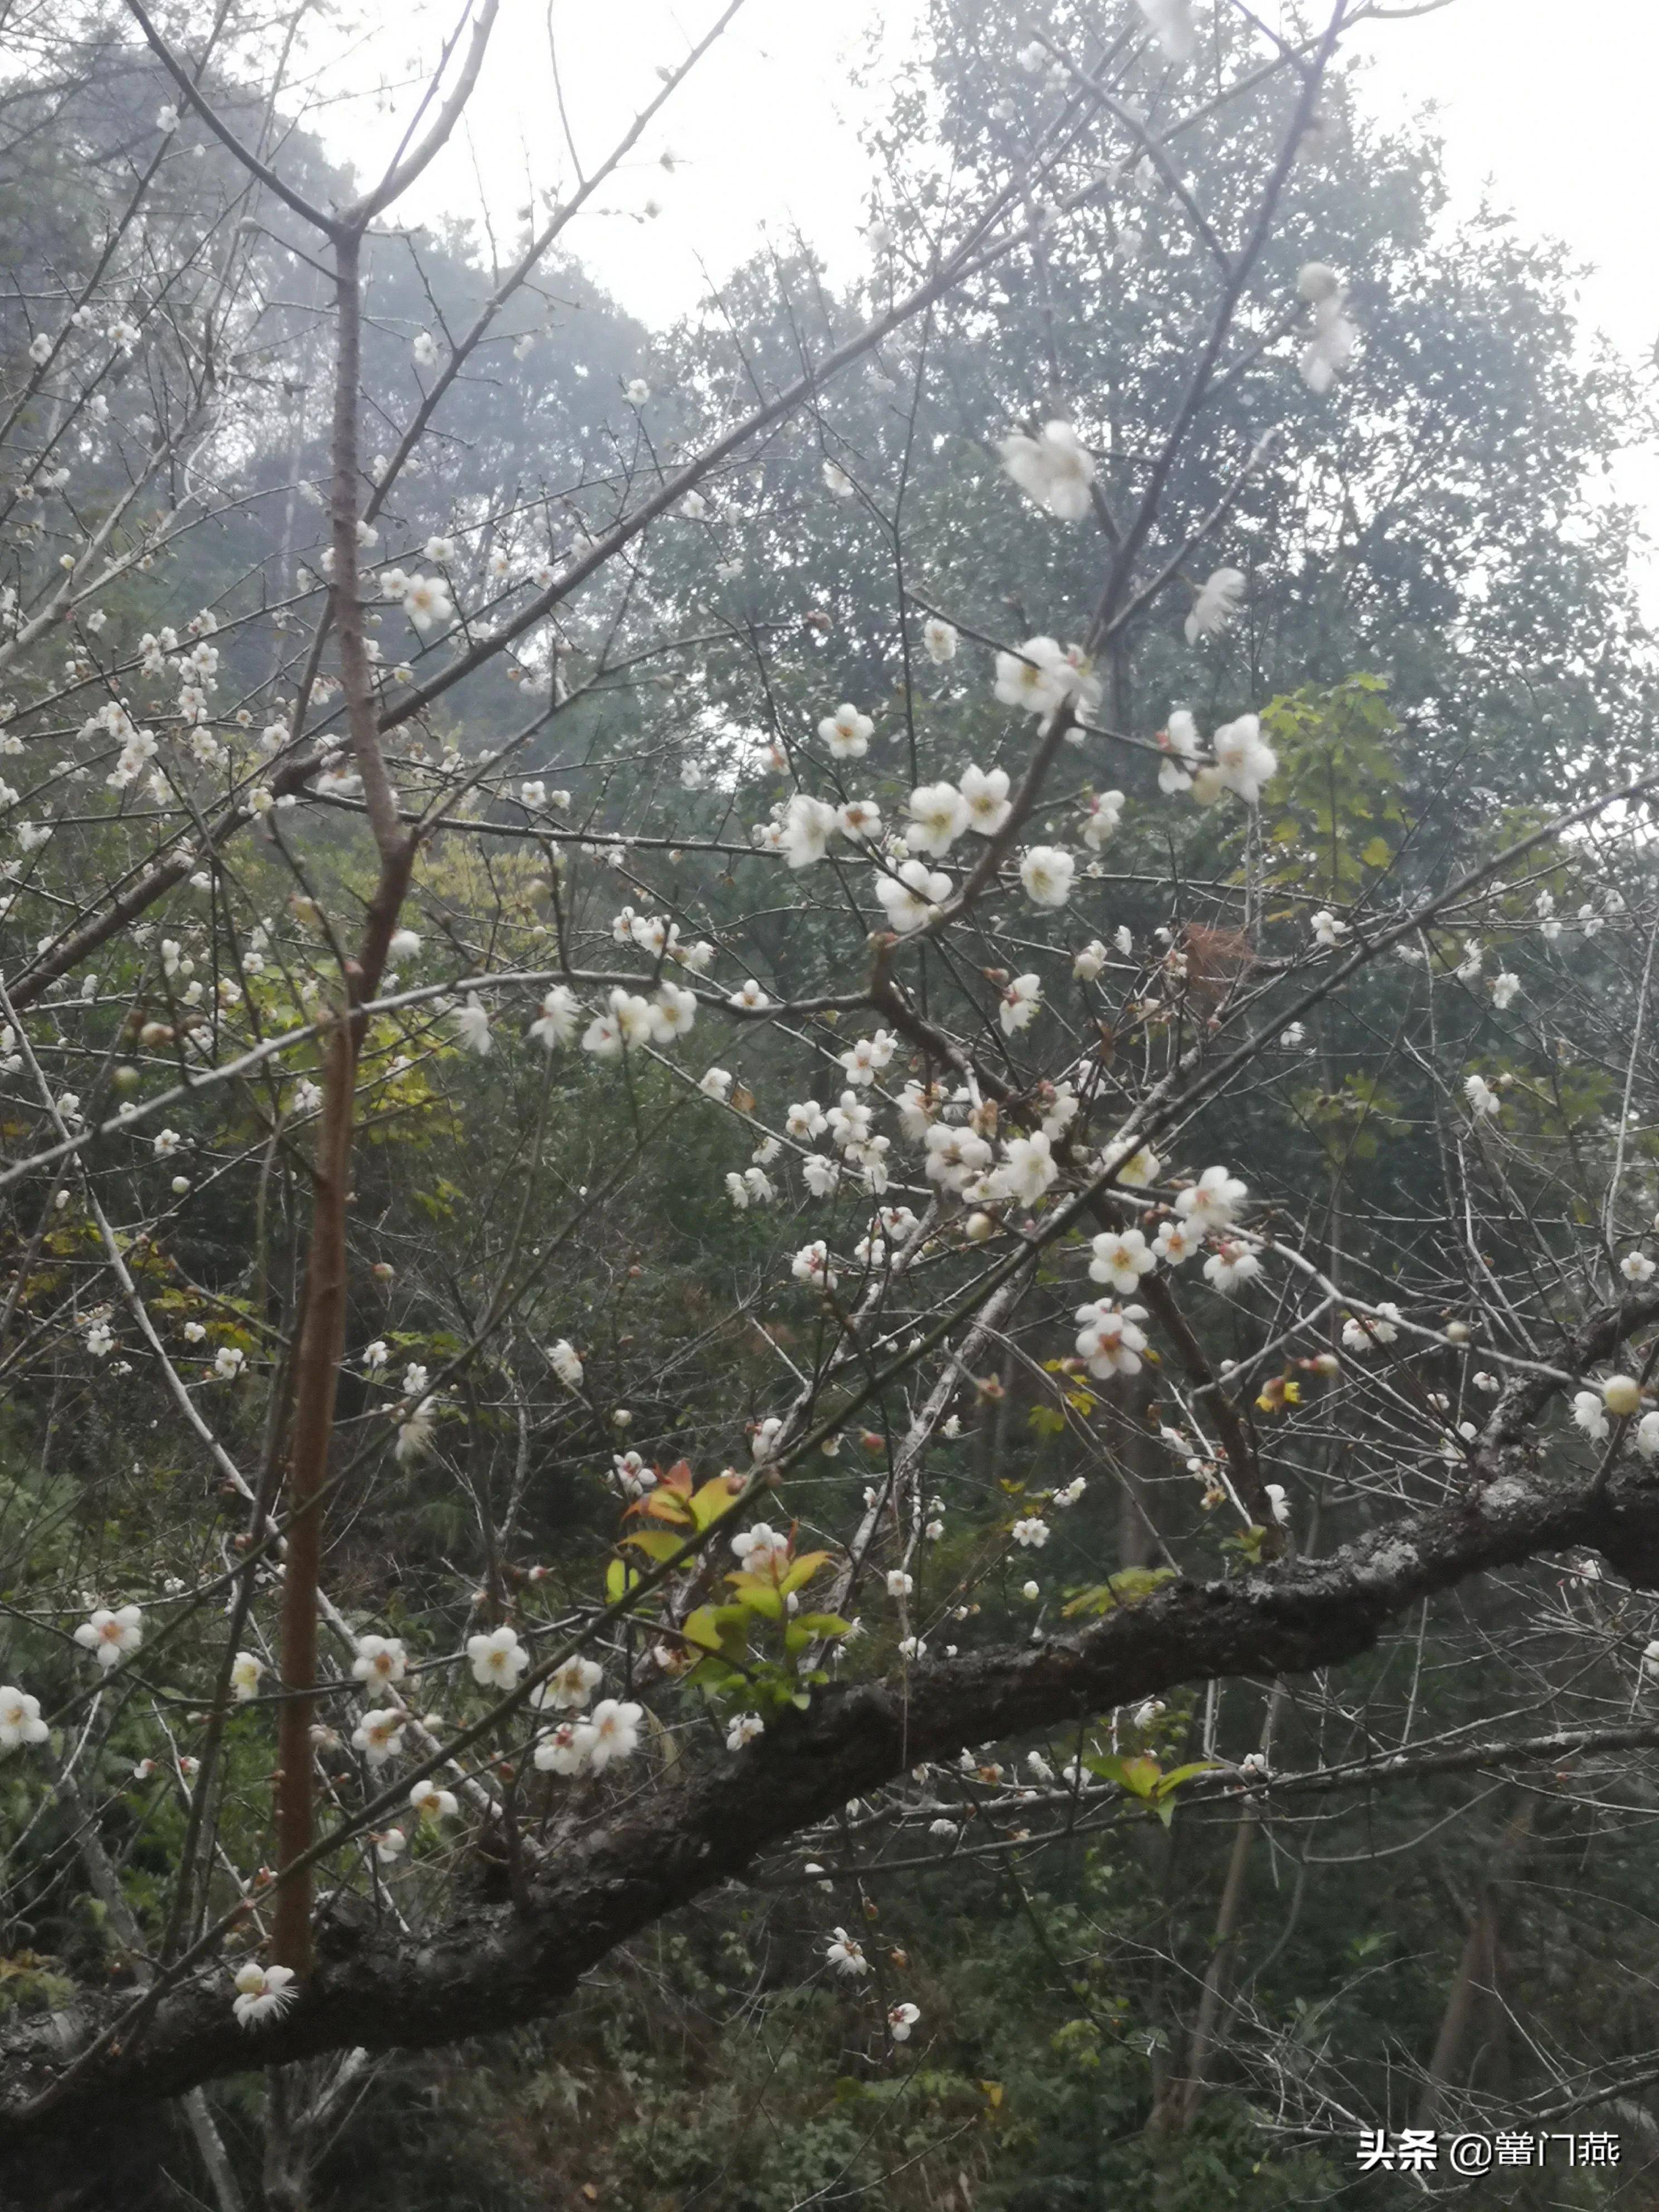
{"left": 604, "top": 1559, "right": 643, "bottom": 1604}
{"left": 620, "top": 1529, "right": 685, "bottom": 1563}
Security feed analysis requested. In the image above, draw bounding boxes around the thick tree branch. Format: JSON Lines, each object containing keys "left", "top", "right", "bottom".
{"left": 6, "top": 1392, "right": 1659, "bottom": 2150}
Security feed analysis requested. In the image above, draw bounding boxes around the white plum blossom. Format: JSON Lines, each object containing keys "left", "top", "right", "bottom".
{"left": 1311, "top": 909, "right": 1348, "bottom": 948}
{"left": 0, "top": 1686, "right": 49, "bottom": 1750}
{"left": 782, "top": 793, "right": 839, "bottom": 869}
{"left": 583, "top": 989, "right": 653, "bottom": 1059}
{"left": 889, "top": 2001, "right": 921, "bottom": 2041}
{"left": 232, "top": 1962, "right": 297, "bottom": 2029}
{"left": 467, "top": 1626, "right": 528, "bottom": 1690}
{"left": 1075, "top": 1301, "right": 1148, "bottom": 1377}
{"left": 925, "top": 1124, "right": 993, "bottom": 1194}
{"left": 819, "top": 702, "right": 874, "bottom": 758}
{"left": 1622, "top": 1252, "right": 1657, "bottom": 1286}
{"left": 352, "top": 1707, "right": 407, "bottom": 1765}
{"left": 1020, "top": 846, "right": 1074, "bottom": 908}
{"left": 411, "top": 331, "right": 438, "bottom": 366}
{"left": 400, "top": 574, "right": 454, "bottom": 632}
{"left": 75, "top": 1605, "right": 143, "bottom": 1667}
{"left": 533, "top": 1721, "right": 587, "bottom": 1774}
{"left": 739, "top": 1530, "right": 796, "bottom": 1584}
{"left": 1603, "top": 1375, "right": 1644, "bottom": 1418}
{"left": 906, "top": 782, "right": 970, "bottom": 856}
{"left": 923, "top": 617, "right": 958, "bottom": 663}
{"left": 1000, "top": 973, "right": 1042, "bottom": 1036}
{"left": 959, "top": 763, "right": 1012, "bottom": 835}
{"left": 214, "top": 1345, "right": 246, "bottom": 1380}
{"left": 1464, "top": 1074, "right": 1500, "bottom": 1119}
{"left": 230, "top": 1652, "right": 264, "bottom": 1701}
{"left": 1341, "top": 1303, "right": 1403, "bottom": 1353}
{"left": 1157, "top": 709, "right": 1203, "bottom": 793}
{"left": 650, "top": 984, "right": 698, "bottom": 1044}
{"left": 995, "top": 1131, "right": 1059, "bottom": 1202}
{"left": 826, "top": 1927, "right": 871, "bottom": 1976}
{"left": 584, "top": 1697, "right": 643, "bottom": 1768}
{"left": 1080, "top": 789, "right": 1124, "bottom": 848}
{"left": 528, "top": 985, "right": 580, "bottom": 1050}
{"left": 409, "top": 1779, "right": 459, "bottom": 1823}
{"left": 726, "top": 1166, "right": 777, "bottom": 1210}
{"left": 1298, "top": 262, "right": 1359, "bottom": 394}
{"left": 1210, "top": 715, "right": 1278, "bottom": 805}
{"left": 993, "top": 636, "right": 1099, "bottom": 722}
{"left": 750, "top": 1417, "right": 785, "bottom": 1463}
{"left": 1090, "top": 1228, "right": 1155, "bottom": 1295}
{"left": 1012, "top": 1517, "right": 1051, "bottom": 1548}
{"left": 875, "top": 857, "right": 951, "bottom": 935}
{"left": 1185, "top": 567, "right": 1246, "bottom": 644}
{"left": 839, "top": 1030, "right": 896, "bottom": 1084}
{"left": 548, "top": 1339, "right": 584, "bottom": 1389}
{"left": 1264, "top": 1484, "right": 1292, "bottom": 1527}
{"left": 1074, "top": 940, "right": 1108, "bottom": 982}
{"left": 539, "top": 1656, "right": 603, "bottom": 1711}
{"left": 1204, "top": 1240, "right": 1263, "bottom": 1292}
{"left": 1174, "top": 1167, "right": 1248, "bottom": 1231}
{"left": 453, "top": 995, "right": 492, "bottom": 1055}
{"left": 1492, "top": 971, "right": 1521, "bottom": 1010}
{"left": 352, "top": 1634, "right": 408, "bottom": 1689}
{"left": 726, "top": 1712, "right": 765, "bottom": 1751}
{"left": 998, "top": 420, "right": 1095, "bottom": 521}
{"left": 1152, "top": 1217, "right": 1199, "bottom": 1267}
{"left": 1573, "top": 1390, "right": 1610, "bottom": 1443}
{"left": 792, "top": 1240, "right": 838, "bottom": 1291}
{"left": 822, "top": 459, "right": 857, "bottom": 499}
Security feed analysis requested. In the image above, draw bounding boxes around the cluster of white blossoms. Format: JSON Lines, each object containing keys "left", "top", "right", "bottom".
{"left": 1341, "top": 1303, "right": 1403, "bottom": 1354}
{"left": 998, "top": 419, "right": 1095, "bottom": 520}
{"left": 532, "top": 1696, "right": 644, "bottom": 1774}
{"left": 992, "top": 634, "right": 1100, "bottom": 726}
{"left": 1573, "top": 1375, "right": 1658, "bottom": 1451}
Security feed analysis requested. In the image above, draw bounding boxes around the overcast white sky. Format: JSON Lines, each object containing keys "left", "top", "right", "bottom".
{"left": 365, "top": 0, "right": 1657, "bottom": 369}
{"left": 337, "top": 0, "right": 1655, "bottom": 594}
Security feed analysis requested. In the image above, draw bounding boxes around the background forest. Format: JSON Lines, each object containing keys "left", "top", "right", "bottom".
{"left": 3, "top": 1, "right": 1659, "bottom": 2207}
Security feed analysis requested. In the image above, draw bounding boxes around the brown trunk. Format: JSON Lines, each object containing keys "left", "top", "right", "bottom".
{"left": 1416, "top": 1797, "right": 1535, "bottom": 2128}
{"left": 270, "top": 224, "right": 413, "bottom": 1976}
{"left": 271, "top": 1018, "right": 356, "bottom": 1976}
{"left": 1176, "top": 1682, "right": 1286, "bottom": 2126}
